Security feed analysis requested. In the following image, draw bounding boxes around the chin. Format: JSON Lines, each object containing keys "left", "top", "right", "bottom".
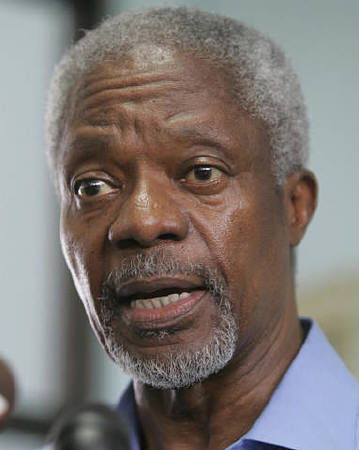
{"left": 103, "top": 314, "right": 239, "bottom": 389}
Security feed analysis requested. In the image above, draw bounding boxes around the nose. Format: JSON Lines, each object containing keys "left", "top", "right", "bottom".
{"left": 108, "top": 175, "right": 189, "bottom": 248}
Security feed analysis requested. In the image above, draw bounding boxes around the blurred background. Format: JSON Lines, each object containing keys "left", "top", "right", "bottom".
{"left": 0, "top": 0, "right": 358, "bottom": 448}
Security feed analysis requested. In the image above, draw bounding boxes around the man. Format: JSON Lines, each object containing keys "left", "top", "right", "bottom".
{"left": 46, "top": 7, "right": 358, "bottom": 449}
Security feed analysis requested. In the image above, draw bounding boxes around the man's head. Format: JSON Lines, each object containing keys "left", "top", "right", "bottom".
{"left": 47, "top": 7, "right": 317, "bottom": 389}
{"left": 47, "top": 7, "right": 309, "bottom": 187}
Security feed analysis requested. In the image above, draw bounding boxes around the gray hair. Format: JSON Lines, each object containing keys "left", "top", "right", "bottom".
{"left": 46, "top": 7, "right": 309, "bottom": 186}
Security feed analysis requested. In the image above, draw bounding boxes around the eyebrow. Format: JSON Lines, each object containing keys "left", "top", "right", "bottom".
{"left": 64, "top": 121, "right": 234, "bottom": 171}
{"left": 70, "top": 123, "right": 228, "bottom": 147}
{"left": 69, "top": 132, "right": 111, "bottom": 151}
{"left": 162, "top": 125, "right": 232, "bottom": 153}
{"left": 61, "top": 129, "right": 113, "bottom": 171}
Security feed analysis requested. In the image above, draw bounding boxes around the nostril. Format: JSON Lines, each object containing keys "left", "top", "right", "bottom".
{"left": 158, "top": 233, "right": 180, "bottom": 241}
{"left": 114, "top": 233, "right": 181, "bottom": 249}
{"left": 115, "top": 238, "right": 141, "bottom": 250}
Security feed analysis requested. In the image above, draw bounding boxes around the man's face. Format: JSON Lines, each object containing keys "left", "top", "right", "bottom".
{"left": 58, "top": 47, "right": 292, "bottom": 387}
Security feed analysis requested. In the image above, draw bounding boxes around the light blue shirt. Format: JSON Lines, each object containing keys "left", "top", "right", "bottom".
{"left": 118, "top": 319, "right": 359, "bottom": 450}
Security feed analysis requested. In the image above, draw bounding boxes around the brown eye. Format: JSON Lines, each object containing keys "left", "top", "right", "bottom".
{"left": 186, "top": 165, "right": 224, "bottom": 183}
{"left": 74, "top": 179, "right": 115, "bottom": 198}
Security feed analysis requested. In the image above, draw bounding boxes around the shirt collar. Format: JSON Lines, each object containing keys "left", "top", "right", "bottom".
{"left": 235, "top": 318, "right": 359, "bottom": 450}
{"left": 118, "top": 383, "right": 142, "bottom": 450}
{"left": 118, "top": 319, "right": 359, "bottom": 450}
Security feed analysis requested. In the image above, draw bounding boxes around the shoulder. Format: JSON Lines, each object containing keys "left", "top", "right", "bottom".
{"left": 245, "top": 319, "right": 359, "bottom": 450}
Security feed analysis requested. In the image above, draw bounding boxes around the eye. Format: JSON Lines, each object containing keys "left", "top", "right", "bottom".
{"left": 73, "top": 178, "right": 116, "bottom": 198}
{"left": 185, "top": 165, "right": 225, "bottom": 183}
{"left": 181, "top": 164, "right": 229, "bottom": 194}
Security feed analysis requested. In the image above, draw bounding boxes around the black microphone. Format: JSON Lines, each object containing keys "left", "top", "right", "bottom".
{"left": 0, "top": 359, "right": 15, "bottom": 425}
{"left": 48, "top": 404, "right": 131, "bottom": 450}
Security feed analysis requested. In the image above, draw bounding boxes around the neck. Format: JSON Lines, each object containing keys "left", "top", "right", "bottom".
{"left": 134, "top": 300, "right": 303, "bottom": 450}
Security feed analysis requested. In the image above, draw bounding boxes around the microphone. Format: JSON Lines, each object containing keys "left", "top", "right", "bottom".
{"left": 48, "top": 404, "right": 131, "bottom": 450}
{"left": 0, "top": 359, "right": 15, "bottom": 425}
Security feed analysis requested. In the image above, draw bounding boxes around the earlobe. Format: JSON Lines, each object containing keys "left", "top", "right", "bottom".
{"left": 284, "top": 169, "right": 318, "bottom": 246}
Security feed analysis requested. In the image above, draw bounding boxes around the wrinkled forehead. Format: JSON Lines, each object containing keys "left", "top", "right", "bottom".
{"left": 73, "top": 44, "right": 236, "bottom": 101}
{"left": 65, "top": 44, "right": 264, "bottom": 140}
{"left": 59, "top": 44, "right": 271, "bottom": 179}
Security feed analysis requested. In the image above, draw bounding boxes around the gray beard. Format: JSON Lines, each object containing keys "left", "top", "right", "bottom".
{"left": 98, "top": 252, "right": 239, "bottom": 389}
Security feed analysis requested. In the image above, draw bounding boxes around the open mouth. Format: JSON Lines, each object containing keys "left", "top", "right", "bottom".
{"left": 117, "top": 277, "right": 204, "bottom": 306}
{"left": 114, "top": 277, "right": 208, "bottom": 327}
{"left": 130, "top": 290, "right": 193, "bottom": 310}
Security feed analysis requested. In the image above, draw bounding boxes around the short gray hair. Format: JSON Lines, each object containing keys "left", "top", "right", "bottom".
{"left": 46, "top": 7, "right": 309, "bottom": 186}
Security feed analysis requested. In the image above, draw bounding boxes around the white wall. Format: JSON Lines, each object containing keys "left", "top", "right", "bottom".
{"left": 0, "top": 0, "right": 72, "bottom": 420}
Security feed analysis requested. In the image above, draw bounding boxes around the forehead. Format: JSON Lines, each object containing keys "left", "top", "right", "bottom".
{"left": 72, "top": 46, "right": 235, "bottom": 119}
{"left": 80, "top": 44, "right": 234, "bottom": 92}
{"left": 61, "top": 46, "right": 270, "bottom": 169}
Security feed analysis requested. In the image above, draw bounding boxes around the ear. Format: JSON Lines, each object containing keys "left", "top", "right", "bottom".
{"left": 284, "top": 169, "right": 318, "bottom": 246}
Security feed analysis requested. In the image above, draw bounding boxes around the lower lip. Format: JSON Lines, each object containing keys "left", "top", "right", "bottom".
{"left": 122, "top": 290, "right": 207, "bottom": 329}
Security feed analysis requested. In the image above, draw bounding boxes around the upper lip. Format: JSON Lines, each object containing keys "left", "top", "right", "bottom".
{"left": 116, "top": 276, "right": 204, "bottom": 301}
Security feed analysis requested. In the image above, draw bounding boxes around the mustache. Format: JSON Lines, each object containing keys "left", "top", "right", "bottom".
{"left": 99, "top": 251, "right": 229, "bottom": 305}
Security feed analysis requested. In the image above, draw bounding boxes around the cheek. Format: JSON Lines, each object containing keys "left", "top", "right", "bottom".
{"left": 224, "top": 190, "right": 290, "bottom": 336}
{"left": 60, "top": 209, "right": 112, "bottom": 346}
{"left": 191, "top": 182, "right": 289, "bottom": 324}
{"left": 60, "top": 210, "right": 105, "bottom": 312}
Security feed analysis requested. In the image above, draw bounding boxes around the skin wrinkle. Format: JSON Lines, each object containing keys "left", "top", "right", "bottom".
{"left": 47, "top": 8, "right": 309, "bottom": 189}
{"left": 77, "top": 63, "right": 199, "bottom": 117}
{"left": 82, "top": 78, "right": 185, "bottom": 100}
{"left": 57, "top": 45, "right": 317, "bottom": 450}
{"left": 81, "top": 85, "right": 185, "bottom": 112}
{"left": 80, "top": 73, "right": 181, "bottom": 97}
{"left": 69, "top": 61, "right": 243, "bottom": 166}
{"left": 65, "top": 121, "right": 253, "bottom": 186}
{"left": 63, "top": 113, "right": 250, "bottom": 201}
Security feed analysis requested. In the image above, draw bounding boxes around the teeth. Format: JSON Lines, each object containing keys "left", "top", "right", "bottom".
{"left": 161, "top": 296, "right": 171, "bottom": 306}
{"left": 151, "top": 298, "right": 162, "bottom": 308}
{"left": 130, "top": 292, "right": 190, "bottom": 310}
{"left": 132, "top": 300, "right": 145, "bottom": 309}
